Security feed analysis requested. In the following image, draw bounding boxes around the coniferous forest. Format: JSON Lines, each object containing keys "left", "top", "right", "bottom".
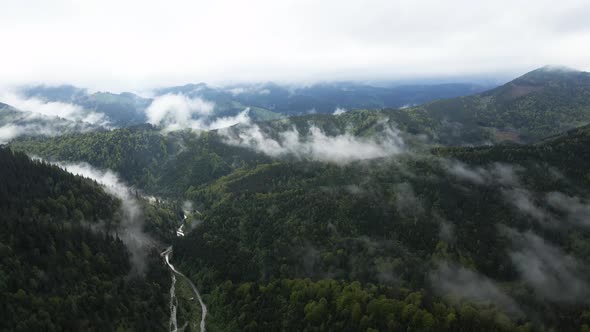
{"left": 2, "top": 67, "right": 590, "bottom": 331}
{"left": 2, "top": 4, "right": 590, "bottom": 328}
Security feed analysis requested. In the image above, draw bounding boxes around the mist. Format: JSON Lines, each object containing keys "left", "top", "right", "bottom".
{"left": 430, "top": 262, "right": 522, "bottom": 317}
{"left": 445, "top": 161, "right": 522, "bottom": 187}
{"left": 0, "top": 120, "right": 98, "bottom": 144}
{"left": 145, "top": 93, "right": 251, "bottom": 131}
{"left": 546, "top": 192, "right": 590, "bottom": 227}
{"left": 56, "top": 162, "right": 157, "bottom": 274}
{"left": 0, "top": 90, "right": 109, "bottom": 126}
{"left": 221, "top": 122, "right": 405, "bottom": 164}
{"left": 504, "top": 228, "right": 590, "bottom": 303}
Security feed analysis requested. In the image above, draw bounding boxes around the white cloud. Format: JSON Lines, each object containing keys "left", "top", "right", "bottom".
{"left": 0, "top": 120, "right": 97, "bottom": 144}
{"left": 0, "top": 125, "right": 21, "bottom": 143}
{"left": 208, "top": 109, "right": 251, "bottom": 130}
{"left": 430, "top": 262, "right": 522, "bottom": 317}
{"left": 56, "top": 161, "right": 156, "bottom": 274}
{"left": 145, "top": 93, "right": 250, "bottom": 132}
{"left": 0, "top": 91, "right": 109, "bottom": 126}
{"left": 146, "top": 93, "right": 213, "bottom": 130}
{"left": 221, "top": 122, "right": 404, "bottom": 164}
{"left": 333, "top": 107, "right": 347, "bottom": 115}
{"left": 546, "top": 192, "right": 590, "bottom": 227}
{"left": 0, "top": 0, "right": 589, "bottom": 90}
{"left": 445, "top": 161, "right": 522, "bottom": 186}
{"left": 505, "top": 228, "right": 590, "bottom": 303}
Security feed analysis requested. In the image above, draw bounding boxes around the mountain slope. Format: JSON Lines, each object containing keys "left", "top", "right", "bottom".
{"left": 0, "top": 148, "right": 168, "bottom": 330}
{"left": 175, "top": 124, "right": 590, "bottom": 330}
{"left": 20, "top": 85, "right": 150, "bottom": 126}
{"left": 9, "top": 125, "right": 273, "bottom": 197}
{"left": 157, "top": 81, "right": 492, "bottom": 116}
{"left": 10, "top": 116, "right": 590, "bottom": 329}
{"left": 392, "top": 66, "right": 590, "bottom": 144}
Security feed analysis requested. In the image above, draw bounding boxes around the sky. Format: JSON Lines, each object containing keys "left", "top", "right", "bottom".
{"left": 1, "top": 0, "right": 590, "bottom": 91}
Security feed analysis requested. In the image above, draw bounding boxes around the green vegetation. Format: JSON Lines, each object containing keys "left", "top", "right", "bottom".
{"left": 390, "top": 67, "right": 590, "bottom": 144}
{"left": 0, "top": 148, "right": 169, "bottom": 331}
{"left": 5, "top": 67, "right": 590, "bottom": 330}
{"left": 10, "top": 124, "right": 272, "bottom": 197}
{"left": 11, "top": 116, "right": 590, "bottom": 331}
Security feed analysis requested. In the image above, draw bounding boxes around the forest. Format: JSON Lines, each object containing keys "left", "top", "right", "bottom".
{"left": 3, "top": 67, "right": 590, "bottom": 331}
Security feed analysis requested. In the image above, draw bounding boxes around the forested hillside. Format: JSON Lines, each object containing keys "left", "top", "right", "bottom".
{"left": 9, "top": 124, "right": 272, "bottom": 197}
{"left": 171, "top": 124, "right": 590, "bottom": 330}
{"left": 6, "top": 67, "right": 590, "bottom": 331}
{"left": 0, "top": 148, "right": 169, "bottom": 331}
{"left": 11, "top": 118, "right": 590, "bottom": 330}
{"left": 391, "top": 66, "right": 590, "bottom": 144}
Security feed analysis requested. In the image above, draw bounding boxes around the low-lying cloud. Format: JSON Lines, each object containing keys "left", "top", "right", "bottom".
{"left": 333, "top": 107, "right": 347, "bottom": 115}
{"left": 0, "top": 120, "right": 97, "bottom": 144}
{"left": 0, "top": 91, "right": 109, "bottom": 126}
{"left": 145, "top": 93, "right": 250, "bottom": 131}
{"left": 546, "top": 192, "right": 590, "bottom": 227}
{"left": 504, "top": 228, "right": 590, "bottom": 303}
{"left": 0, "top": 124, "right": 21, "bottom": 143}
{"left": 430, "top": 262, "right": 522, "bottom": 317}
{"left": 221, "top": 122, "right": 404, "bottom": 164}
{"left": 502, "top": 188, "right": 550, "bottom": 223}
{"left": 56, "top": 162, "right": 157, "bottom": 274}
{"left": 445, "top": 161, "right": 521, "bottom": 186}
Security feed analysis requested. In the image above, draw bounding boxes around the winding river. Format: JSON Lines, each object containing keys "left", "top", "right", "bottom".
{"left": 161, "top": 246, "right": 207, "bottom": 332}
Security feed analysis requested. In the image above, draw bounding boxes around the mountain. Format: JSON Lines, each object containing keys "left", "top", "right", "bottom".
{"left": 10, "top": 117, "right": 590, "bottom": 330}
{"left": 0, "top": 148, "right": 169, "bottom": 330}
{"left": 157, "top": 81, "right": 493, "bottom": 116}
{"left": 9, "top": 66, "right": 590, "bottom": 147}
{"left": 9, "top": 124, "right": 272, "bottom": 197}
{"left": 392, "top": 66, "right": 590, "bottom": 144}
{"left": 19, "top": 85, "right": 150, "bottom": 126}
{"left": 0, "top": 102, "right": 105, "bottom": 144}
{"left": 7, "top": 67, "right": 590, "bottom": 330}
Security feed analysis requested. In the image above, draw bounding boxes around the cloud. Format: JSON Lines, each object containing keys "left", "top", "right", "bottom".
{"left": 145, "top": 93, "right": 213, "bottom": 130}
{"left": 55, "top": 161, "right": 157, "bottom": 274}
{"left": 430, "top": 262, "right": 522, "bottom": 317}
{"left": 0, "top": 120, "right": 97, "bottom": 144}
{"left": 0, "top": 125, "right": 21, "bottom": 143}
{"left": 208, "top": 109, "right": 251, "bottom": 130}
{"left": 1, "top": 0, "right": 589, "bottom": 90}
{"left": 502, "top": 188, "right": 550, "bottom": 223}
{"left": 0, "top": 90, "right": 108, "bottom": 142}
{"left": 145, "top": 93, "right": 250, "bottom": 131}
{"left": 0, "top": 90, "right": 109, "bottom": 126}
{"left": 445, "top": 161, "right": 521, "bottom": 186}
{"left": 393, "top": 182, "right": 424, "bottom": 216}
{"left": 221, "top": 122, "right": 404, "bottom": 164}
{"left": 546, "top": 192, "right": 590, "bottom": 227}
{"left": 438, "top": 219, "right": 455, "bottom": 243}
{"left": 504, "top": 228, "right": 590, "bottom": 303}
{"left": 333, "top": 107, "right": 347, "bottom": 115}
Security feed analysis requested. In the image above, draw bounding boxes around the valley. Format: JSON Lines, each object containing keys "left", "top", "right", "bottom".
{"left": 2, "top": 67, "right": 590, "bottom": 331}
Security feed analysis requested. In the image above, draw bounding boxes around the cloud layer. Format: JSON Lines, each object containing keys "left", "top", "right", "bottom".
{"left": 505, "top": 228, "right": 590, "bottom": 303}
{"left": 221, "top": 122, "right": 405, "bottom": 164}
{"left": 145, "top": 93, "right": 250, "bottom": 131}
{"left": 430, "top": 262, "right": 522, "bottom": 317}
{"left": 0, "top": 91, "right": 109, "bottom": 125}
{"left": 56, "top": 162, "right": 157, "bottom": 274}
{"left": 1, "top": 0, "right": 589, "bottom": 90}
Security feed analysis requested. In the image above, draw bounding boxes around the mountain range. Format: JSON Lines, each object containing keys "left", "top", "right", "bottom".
{"left": 3, "top": 66, "right": 590, "bottom": 331}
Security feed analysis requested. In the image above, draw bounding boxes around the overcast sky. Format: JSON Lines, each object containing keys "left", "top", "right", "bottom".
{"left": 1, "top": 0, "right": 589, "bottom": 91}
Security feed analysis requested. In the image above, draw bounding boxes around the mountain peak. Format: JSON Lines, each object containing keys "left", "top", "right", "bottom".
{"left": 516, "top": 65, "right": 583, "bottom": 82}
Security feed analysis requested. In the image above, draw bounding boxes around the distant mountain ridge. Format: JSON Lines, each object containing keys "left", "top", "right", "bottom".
{"left": 388, "top": 66, "right": 590, "bottom": 144}
{"left": 3, "top": 66, "right": 590, "bottom": 145}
